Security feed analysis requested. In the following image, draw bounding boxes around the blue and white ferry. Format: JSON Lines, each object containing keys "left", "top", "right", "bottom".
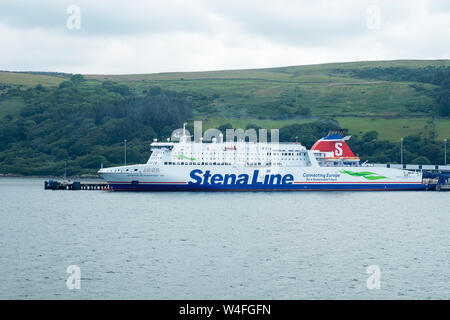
{"left": 98, "top": 130, "right": 424, "bottom": 191}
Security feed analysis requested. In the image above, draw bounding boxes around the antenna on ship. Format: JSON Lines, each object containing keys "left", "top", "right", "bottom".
{"left": 182, "top": 122, "right": 188, "bottom": 143}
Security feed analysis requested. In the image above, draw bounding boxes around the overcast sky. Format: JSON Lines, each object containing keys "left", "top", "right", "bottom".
{"left": 0, "top": 0, "right": 449, "bottom": 74}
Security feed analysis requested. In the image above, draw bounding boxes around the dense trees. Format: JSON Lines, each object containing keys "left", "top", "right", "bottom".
{"left": 279, "top": 120, "right": 341, "bottom": 146}
{"left": 0, "top": 72, "right": 448, "bottom": 176}
{"left": 0, "top": 76, "right": 192, "bottom": 175}
{"left": 347, "top": 132, "right": 447, "bottom": 164}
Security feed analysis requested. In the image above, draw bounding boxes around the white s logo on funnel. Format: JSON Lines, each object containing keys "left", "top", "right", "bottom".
{"left": 335, "top": 142, "right": 343, "bottom": 156}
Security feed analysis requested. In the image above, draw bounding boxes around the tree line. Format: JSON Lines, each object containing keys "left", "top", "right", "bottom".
{"left": 0, "top": 75, "right": 192, "bottom": 175}
{"left": 0, "top": 74, "right": 448, "bottom": 176}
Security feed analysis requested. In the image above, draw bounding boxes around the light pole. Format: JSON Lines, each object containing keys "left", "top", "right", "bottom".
{"left": 400, "top": 137, "right": 403, "bottom": 166}
{"left": 124, "top": 139, "right": 127, "bottom": 165}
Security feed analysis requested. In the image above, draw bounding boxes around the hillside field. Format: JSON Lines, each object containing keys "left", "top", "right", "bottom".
{"left": 1, "top": 59, "right": 450, "bottom": 175}
{"left": 1, "top": 60, "right": 450, "bottom": 141}
{"left": 84, "top": 59, "right": 450, "bottom": 141}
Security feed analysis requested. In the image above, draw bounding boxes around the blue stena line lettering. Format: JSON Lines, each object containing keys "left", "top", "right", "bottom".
{"left": 188, "top": 169, "right": 294, "bottom": 186}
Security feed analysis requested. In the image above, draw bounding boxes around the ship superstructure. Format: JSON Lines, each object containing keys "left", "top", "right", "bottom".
{"left": 98, "top": 131, "right": 424, "bottom": 191}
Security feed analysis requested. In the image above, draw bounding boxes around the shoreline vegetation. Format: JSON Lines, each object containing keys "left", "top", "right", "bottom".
{"left": 0, "top": 60, "right": 449, "bottom": 176}
{"left": 0, "top": 173, "right": 100, "bottom": 179}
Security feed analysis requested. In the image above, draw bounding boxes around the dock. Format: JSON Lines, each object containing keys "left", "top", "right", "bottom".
{"left": 371, "top": 164, "right": 450, "bottom": 171}
{"left": 44, "top": 180, "right": 110, "bottom": 190}
{"left": 436, "top": 184, "right": 450, "bottom": 191}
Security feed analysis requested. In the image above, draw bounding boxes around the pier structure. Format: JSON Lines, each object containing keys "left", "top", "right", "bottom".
{"left": 370, "top": 164, "right": 450, "bottom": 171}
{"left": 369, "top": 164, "right": 450, "bottom": 191}
{"left": 44, "top": 180, "right": 110, "bottom": 190}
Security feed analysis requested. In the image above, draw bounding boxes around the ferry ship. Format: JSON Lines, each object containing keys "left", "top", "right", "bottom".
{"left": 98, "top": 129, "right": 425, "bottom": 191}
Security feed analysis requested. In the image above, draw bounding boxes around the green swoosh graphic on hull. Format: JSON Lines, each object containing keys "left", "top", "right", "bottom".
{"left": 339, "top": 170, "right": 387, "bottom": 180}
{"left": 174, "top": 155, "right": 196, "bottom": 161}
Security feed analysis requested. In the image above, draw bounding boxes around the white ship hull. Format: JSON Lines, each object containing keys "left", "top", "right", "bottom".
{"left": 99, "top": 165, "right": 424, "bottom": 191}
{"left": 98, "top": 130, "right": 425, "bottom": 191}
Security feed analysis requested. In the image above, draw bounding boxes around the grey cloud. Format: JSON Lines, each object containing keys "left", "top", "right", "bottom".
{"left": 204, "top": 0, "right": 370, "bottom": 46}
{"left": 0, "top": 0, "right": 216, "bottom": 35}
{"left": 426, "top": 0, "right": 450, "bottom": 13}
{"left": 0, "top": 0, "right": 66, "bottom": 30}
{"left": 0, "top": 0, "right": 448, "bottom": 74}
{"left": 203, "top": 0, "right": 443, "bottom": 47}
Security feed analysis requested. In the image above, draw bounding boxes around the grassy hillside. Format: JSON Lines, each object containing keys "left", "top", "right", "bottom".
{"left": 0, "top": 71, "right": 66, "bottom": 87}
{"left": 1, "top": 60, "right": 449, "bottom": 175}
{"left": 0, "top": 72, "right": 68, "bottom": 118}
{"left": 85, "top": 59, "right": 450, "bottom": 140}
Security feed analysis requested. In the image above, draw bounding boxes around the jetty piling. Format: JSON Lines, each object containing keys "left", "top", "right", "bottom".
{"left": 44, "top": 180, "right": 110, "bottom": 190}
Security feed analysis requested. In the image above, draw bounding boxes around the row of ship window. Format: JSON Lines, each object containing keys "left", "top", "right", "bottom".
{"left": 115, "top": 168, "right": 160, "bottom": 173}
{"left": 162, "top": 162, "right": 288, "bottom": 166}
{"left": 172, "top": 152, "right": 302, "bottom": 156}
{"left": 163, "top": 158, "right": 306, "bottom": 165}
{"left": 164, "top": 162, "right": 232, "bottom": 166}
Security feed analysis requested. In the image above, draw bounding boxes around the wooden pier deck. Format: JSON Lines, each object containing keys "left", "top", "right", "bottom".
{"left": 44, "top": 180, "right": 110, "bottom": 190}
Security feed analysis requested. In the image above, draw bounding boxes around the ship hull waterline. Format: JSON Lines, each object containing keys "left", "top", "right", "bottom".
{"left": 106, "top": 182, "right": 426, "bottom": 191}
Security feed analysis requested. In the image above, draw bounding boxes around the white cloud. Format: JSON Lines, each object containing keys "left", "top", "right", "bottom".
{"left": 0, "top": 0, "right": 448, "bottom": 74}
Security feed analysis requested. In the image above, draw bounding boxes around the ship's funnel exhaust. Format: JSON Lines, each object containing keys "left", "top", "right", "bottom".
{"left": 311, "top": 132, "right": 356, "bottom": 158}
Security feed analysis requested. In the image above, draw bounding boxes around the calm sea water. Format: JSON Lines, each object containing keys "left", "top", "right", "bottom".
{"left": 0, "top": 177, "right": 448, "bottom": 299}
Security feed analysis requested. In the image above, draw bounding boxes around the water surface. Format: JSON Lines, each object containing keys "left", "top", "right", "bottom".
{"left": 0, "top": 177, "right": 448, "bottom": 299}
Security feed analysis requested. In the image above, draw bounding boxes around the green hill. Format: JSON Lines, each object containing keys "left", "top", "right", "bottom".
{"left": 85, "top": 59, "right": 450, "bottom": 140}
{"left": 0, "top": 60, "right": 449, "bottom": 175}
{"left": 0, "top": 71, "right": 66, "bottom": 87}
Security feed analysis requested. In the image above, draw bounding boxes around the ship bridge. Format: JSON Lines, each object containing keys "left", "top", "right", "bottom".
{"left": 146, "top": 129, "right": 362, "bottom": 168}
